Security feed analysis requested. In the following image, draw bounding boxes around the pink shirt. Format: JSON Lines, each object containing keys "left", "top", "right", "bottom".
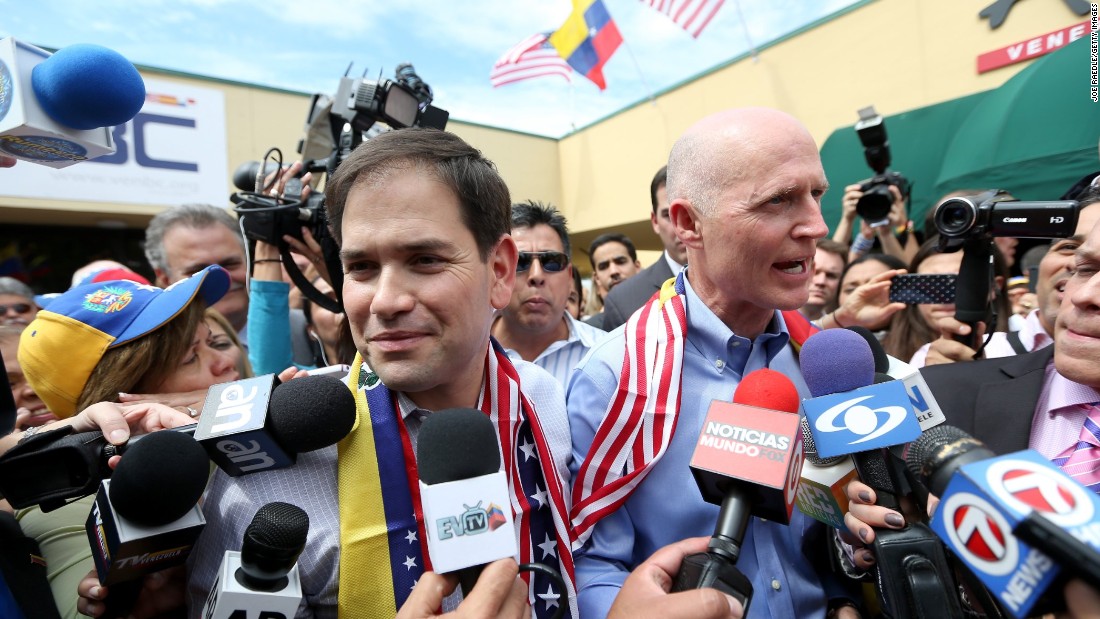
{"left": 1030, "top": 361, "right": 1100, "bottom": 458}
{"left": 910, "top": 309, "right": 1052, "bottom": 367}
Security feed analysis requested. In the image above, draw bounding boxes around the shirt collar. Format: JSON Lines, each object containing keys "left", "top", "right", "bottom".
{"left": 681, "top": 270, "right": 790, "bottom": 377}
{"left": 1019, "top": 309, "right": 1053, "bottom": 351}
{"left": 663, "top": 250, "right": 686, "bottom": 275}
{"left": 1041, "top": 362, "right": 1100, "bottom": 417}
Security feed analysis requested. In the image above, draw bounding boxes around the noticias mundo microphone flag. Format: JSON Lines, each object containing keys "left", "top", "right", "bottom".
{"left": 549, "top": 0, "right": 623, "bottom": 90}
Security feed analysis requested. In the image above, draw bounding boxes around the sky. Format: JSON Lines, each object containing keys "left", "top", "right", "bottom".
{"left": 1, "top": 0, "right": 861, "bottom": 138}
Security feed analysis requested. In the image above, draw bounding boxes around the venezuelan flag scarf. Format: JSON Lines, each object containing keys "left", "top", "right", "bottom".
{"left": 571, "top": 273, "right": 817, "bottom": 545}
{"left": 337, "top": 342, "right": 577, "bottom": 618}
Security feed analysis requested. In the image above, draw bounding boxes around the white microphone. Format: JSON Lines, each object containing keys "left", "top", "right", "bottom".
{"left": 417, "top": 408, "right": 517, "bottom": 594}
{"left": 201, "top": 502, "right": 309, "bottom": 619}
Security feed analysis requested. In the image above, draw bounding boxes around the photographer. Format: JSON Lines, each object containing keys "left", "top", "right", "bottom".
{"left": 833, "top": 183, "right": 918, "bottom": 265}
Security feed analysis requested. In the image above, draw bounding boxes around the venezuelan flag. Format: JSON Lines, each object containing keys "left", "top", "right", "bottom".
{"left": 550, "top": 0, "right": 622, "bottom": 90}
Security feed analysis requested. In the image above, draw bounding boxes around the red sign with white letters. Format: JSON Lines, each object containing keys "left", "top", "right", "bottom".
{"left": 977, "top": 21, "right": 1090, "bottom": 73}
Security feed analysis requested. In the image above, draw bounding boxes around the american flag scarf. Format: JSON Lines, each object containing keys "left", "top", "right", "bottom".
{"left": 570, "top": 273, "right": 817, "bottom": 546}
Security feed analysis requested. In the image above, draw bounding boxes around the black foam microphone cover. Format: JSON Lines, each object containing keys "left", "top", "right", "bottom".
{"left": 108, "top": 431, "right": 210, "bottom": 526}
{"left": 417, "top": 408, "right": 500, "bottom": 485}
{"left": 239, "top": 502, "right": 309, "bottom": 589}
{"left": 846, "top": 326, "right": 890, "bottom": 374}
{"left": 269, "top": 375, "right": 356, "bottom": 453}
{"left": 906, "top": 425, "right": 994, "bottom": 497}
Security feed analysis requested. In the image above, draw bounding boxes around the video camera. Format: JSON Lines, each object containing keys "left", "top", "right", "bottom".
{"left": 931, "top": 189, "right": 1078, "bottom": 351}
{"left": 230, "top": 63, "right": 448, "bottom": 313}
{"left": 854, "top": 106, "right": 910, "bottom": 224}
{"left": 932, "top": 189, "right": 1078, "bottom": 248}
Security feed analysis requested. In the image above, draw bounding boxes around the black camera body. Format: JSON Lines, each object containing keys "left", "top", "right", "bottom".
{"left": 933, "top": 189, "right": 1078, "bottom": 244}
{"left": 231, "top": 176, "right": 327, "bottom": 247}
{"left": 858, "top": 171, "right": 910, "bottom": 223}
{"left": 854, "top": 106, "right": 910, "bottom": 223}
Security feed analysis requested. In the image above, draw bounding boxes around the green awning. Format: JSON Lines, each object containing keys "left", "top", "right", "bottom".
{"left": 820, "top": 35, "right": 1097, "bottom": 238}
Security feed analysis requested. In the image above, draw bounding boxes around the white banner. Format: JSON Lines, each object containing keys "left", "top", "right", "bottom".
{"left": 2, "top": 77, "right": 228, "bottom": 206}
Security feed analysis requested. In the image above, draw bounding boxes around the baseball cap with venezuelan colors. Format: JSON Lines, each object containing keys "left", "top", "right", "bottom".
{"left": 18, "top": 265, "right": 229, "bottom": 418}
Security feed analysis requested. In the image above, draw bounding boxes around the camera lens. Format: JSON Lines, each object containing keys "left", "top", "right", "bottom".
{"left": 856, "top": 185, "right": 893, "bottom": 222}
{"left": 934, "top": 198, "right": 977, "bottom": 238}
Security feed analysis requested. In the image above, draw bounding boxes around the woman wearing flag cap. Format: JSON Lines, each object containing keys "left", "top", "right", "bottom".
{"left": 3, "top": 265, "right": 241, "bottom": 618}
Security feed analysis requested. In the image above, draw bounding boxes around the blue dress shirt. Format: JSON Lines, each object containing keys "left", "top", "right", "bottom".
{"left": 566, "top": 272, "right": 848, "bottom": 618}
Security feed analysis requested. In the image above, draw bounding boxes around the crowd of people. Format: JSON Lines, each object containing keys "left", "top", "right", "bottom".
{"left": 1, "top": 107, "right": 1100, "bottom": 619}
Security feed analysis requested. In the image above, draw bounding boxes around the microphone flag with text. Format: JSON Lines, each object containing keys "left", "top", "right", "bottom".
{"left": 910, "top": 425, "right": 1100, "bottom": 618}
{"left": 671, "top": 368, "right": 804, "bottom": 613}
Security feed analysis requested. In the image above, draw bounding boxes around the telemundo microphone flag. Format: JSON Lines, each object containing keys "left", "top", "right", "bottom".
{"left": 549, "top": 0, "right": 623, "bottom": 90}
{"left": 490, "top": 32, "right": 574, "bottom": 87}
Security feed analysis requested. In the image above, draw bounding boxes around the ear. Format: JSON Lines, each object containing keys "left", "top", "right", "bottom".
{"left": 153, "top": 268, "right": 171, "bottom": 288}
{"left": 669, "top": 199, "right": 702, "bottom": 249}
{"left": 489, "top": 235, "right": 518, "bottom": 311}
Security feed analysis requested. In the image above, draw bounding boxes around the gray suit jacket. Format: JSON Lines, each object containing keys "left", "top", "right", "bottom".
{"left": 920, "top": 346, "right": 1054, "bottom": 455}
{"left": 599, "top": 257, "right": 676, "bottom": 332}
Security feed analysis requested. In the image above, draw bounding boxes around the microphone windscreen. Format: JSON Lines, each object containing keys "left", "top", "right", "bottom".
{"left": 417, "top": 408, "right": 500, "bottom": 485}
{"left": 31, "top": 44, "right": 145, "bottom": 130}
{"left": 244, "top": 502, "right": 309, "bottom": 557}
{"left": 733, "top": 368, "right": 799, "bottom": 413}
{"left": 801, "top": 415, "right": 843, "bottom": 466}
{"left": 109, "top": 430, "right": 210, "bottom": 526}
{"left": 873, "top": 372, "right": 893, "bottom": 384}
{"left": 845, "top": 326, "right": 890, "bottom": 374}
{"left": 269, "top": 375, "right": 356, "bottom": 453}
{"left": 799, "top": 329, "right": 875, "bottom": 397}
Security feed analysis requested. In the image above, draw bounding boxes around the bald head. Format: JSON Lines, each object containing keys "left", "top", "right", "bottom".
{"left": 667, "top": 108, "right": 819, "bottom": 216}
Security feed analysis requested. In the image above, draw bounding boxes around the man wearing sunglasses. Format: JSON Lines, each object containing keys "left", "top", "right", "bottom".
{"left": 0, "top": 278, "right": 38, "bottom": 329}
{"left": 492, "top": 201, "right": 607, "bottom": 387}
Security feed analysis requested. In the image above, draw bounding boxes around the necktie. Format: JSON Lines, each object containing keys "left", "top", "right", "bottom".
{"left": 1053, "top": 402, "right": 1100, "bottom": 493}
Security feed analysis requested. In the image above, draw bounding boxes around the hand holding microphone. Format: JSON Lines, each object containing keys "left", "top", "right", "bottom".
{"left": 610, "top": 537, "right": 744, "bottom": 619}
{"left": 398, "top": 559, "right": 530, "bottom": 619}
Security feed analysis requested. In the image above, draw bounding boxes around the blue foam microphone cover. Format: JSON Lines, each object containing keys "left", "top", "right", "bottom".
{"left": 798, "top": 329, "right": 875, "bottom": 397}
{"left": 31, "top": 44, "right": 146, "bottom": 130}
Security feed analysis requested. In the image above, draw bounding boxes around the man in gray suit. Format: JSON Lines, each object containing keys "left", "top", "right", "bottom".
{"left": 600, "top": 166, "right": 689, "bottom": 331}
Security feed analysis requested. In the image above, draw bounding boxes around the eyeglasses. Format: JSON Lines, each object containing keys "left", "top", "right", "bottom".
{"left": 516, "top": 251, "right": 570, "bottom": 273}
{"left": 0, "top": 303, "right": 33, "bottom": 315}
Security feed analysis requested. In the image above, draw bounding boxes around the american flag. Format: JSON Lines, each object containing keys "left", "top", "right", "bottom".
{"left": 640, "top": 0, "right": 725, "bottom": 38}
{"left": 490, "top": 32, "right": 573, "bottom": 87}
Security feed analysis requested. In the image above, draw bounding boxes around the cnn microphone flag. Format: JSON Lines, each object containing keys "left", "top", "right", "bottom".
{"left": 490, "top": 32, "right": 573, "bottom": 87}
{"left": 640, "top": 0, "right": 725, "bottom": 38}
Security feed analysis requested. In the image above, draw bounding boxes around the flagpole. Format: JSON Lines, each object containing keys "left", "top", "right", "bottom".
{"left": 621, "top": 38, "right": 657, "bottom": 106}
{"left": 732, "top": 0, "right": 759, "bottom": 62}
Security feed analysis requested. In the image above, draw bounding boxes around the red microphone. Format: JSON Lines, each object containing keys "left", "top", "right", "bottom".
{"left": 672, "top": 369, "right": 805, "bottom": 614}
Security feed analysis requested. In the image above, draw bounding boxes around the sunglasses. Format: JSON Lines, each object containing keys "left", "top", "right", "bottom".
{"left": 0, "top": 303, "right": 33, "bottom": 314}
{"left": 516, "top": 251, "right": 570, "bottom": 273}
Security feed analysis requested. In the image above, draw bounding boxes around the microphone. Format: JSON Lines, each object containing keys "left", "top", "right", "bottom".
{"left": 799, "top": 329, "right": 963, "bottom": 619}
{"left": 844, "top": 326, "right": 948, "bottom": 430}
{"left": 85, "top": 430, "right": 209, "bottom": 616}
{"left": 201, "top": 502, "right": 309, "bottom": 619}
{"left": 671, "top": 368, "right": 804, "bottom": 612}
{"left": 417, "top": 408, "right": 517, "bottom": 596}
{"left": 796, "top": 414, "right": 858, "bottom": 529}
{"left": 0, "top": 424, "right": 196, "bottom": 511}
{"left": 800, "top": 329, "right": 922, "bottom": 460}
{"left": 193, "top": 374, "right": 356, "bottom": 476}
{"left": 0, "top": 38, "right": 145, "bottom": 167}
{"left": 909, "top": 425, "right": 1100, "bottom": 618}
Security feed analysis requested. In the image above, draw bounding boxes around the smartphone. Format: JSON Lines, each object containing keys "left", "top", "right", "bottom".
{"left": 888, "top": 274, "right": 957, "bottom": 305}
